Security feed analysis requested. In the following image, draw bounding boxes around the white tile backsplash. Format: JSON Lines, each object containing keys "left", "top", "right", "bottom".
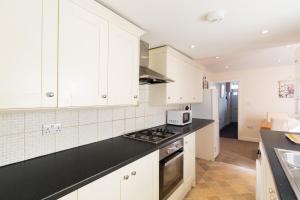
{"left": 135, "top": 117, "right": 145, "bottom": 131}
{"left": 25, "top": 111, "right": 55, "bottom": 132}
{"left": 113, "top": 120, "right": 125, "bottom": 137}
{"left": 79, "top": 123, "right": 98, "bottom": 146}
{"left": 56, "top": 110, "right": 78, "bottom": 127}
{"left": 79, "top": 109, "right": 97, "bottom": 125}
{"left": 99, "top": 121, "right": 113, "bottom": 141}
{"left": 0, "top": 113, "right": 24, "bottom": 136}
{"left": 25, "top": 131, "right": 55, "bottom": 160}
{"left": 125, "top": 118, "right": 136, "bottom": 133}
{"left": 125, "top": 106, "right": 136, "bottom": 119}
{"left": 0, "top": 134, "right": 24, "bottom": 166}
{"left": 113, "top": 107, "right": 125, "bottom": 120}
{"left": 56, "top": 127, "right": 79, "bottom": 152}
{"left": 0, "top": 86, "right": 184, "bottom": 167}
{"left": 135, "top": 103, "right": 145, "bottom": 117}
{"left": 99, "top": 108, "right": 113, "bottom": 122}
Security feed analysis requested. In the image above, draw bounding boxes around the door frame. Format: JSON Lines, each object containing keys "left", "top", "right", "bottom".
{"left": 210, "top": 80, "right": 240, "bottom": 140}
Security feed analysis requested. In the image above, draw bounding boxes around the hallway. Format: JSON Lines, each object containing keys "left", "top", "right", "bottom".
{"left": 220, "top": 123, "right": 238, "bottom": 139}
{"left": 184, "top": 138, "right": 258, "bottom": 200}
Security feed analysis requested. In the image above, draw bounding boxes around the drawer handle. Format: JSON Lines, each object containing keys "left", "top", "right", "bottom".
{"left": 101, "top": 94, "right": 107, "bottom": 98}
{"left": 131, "top": 171, "right": 136, "bottom": 176}
{"left": 123, "top": 175, "right": 129, "bottom": 180}
{"left": 134, "top": 95, "right": 138, "bottom": 99}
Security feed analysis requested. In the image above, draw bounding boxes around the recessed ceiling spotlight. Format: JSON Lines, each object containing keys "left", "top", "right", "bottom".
{"left": 206, "top": 9, "right": 227, "bottom": 23}
{"left": 277, "top": 59, "right": 281, "bottom": 63}
{"left": 261, "top": 30, "right": 269, "bottom": 34}
{"left": 190, "top": 45, "right": 196, "bottom": 49}
{"left": 225, "top": 65, "right": 229, "bottom": 69}
{"left": 286, "top": 45, "right": 292, "bottom": 48}
{"left": 215, "top": 56, "right": 220, "bottom": 59}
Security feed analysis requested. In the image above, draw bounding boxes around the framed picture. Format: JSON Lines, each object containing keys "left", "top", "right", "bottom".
{"left": 279, "top": 80, "right": 295, "bottom": 98}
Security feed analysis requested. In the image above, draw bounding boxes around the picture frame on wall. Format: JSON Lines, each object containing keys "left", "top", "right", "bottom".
{"left": 278, "top": 80, "right": 295, "bottom": 98}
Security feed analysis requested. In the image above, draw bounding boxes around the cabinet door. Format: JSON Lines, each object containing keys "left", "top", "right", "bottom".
{"left": 108, "top": 24, "right": 139, "bottom": 106}
{"left": 166, "top": 55, "right": 182, "bottom": 104}
{"left": 0, "top": 0, "right": 57, "bottom": 109}
{"left": 59, "top": 191, "right": 78, "bottom": 200}
{"left": 184, "top": 133, "right": 196, "bottom": 185}
{"left": 121, "top": 153, "right": 155, "bottom": 200}
{"left": 192, "top": 67, "right": 203, "bottom": 103}
{"left": 58, "top": 0, "right": 108, "bottom": 107}
{"left": 78, "top": 170, "right": 120, "bottom": 200}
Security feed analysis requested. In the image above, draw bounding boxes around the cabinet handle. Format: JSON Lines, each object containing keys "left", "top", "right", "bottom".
{"left": 168, "top": 97, "right": 171, "bottom": 99}
{"left": 185, "top": 141, "right": 188, "bottom": 144}
{"left": 131, "top": 171, "right": 136, "bottom": 176}
{"left": 123, "top": 175, "right": 129, "bottom": 180}
{"left": 180, "top": 97, "right": 183, "bottom": 100}
{"left": 101, "top": 94, "right": 107, "bottom": 98}
{"left": 134, "top": 95, "right": 138, "bottom": 99}
{"left": 46, "top": 92, "right": 55, "bottom": 98}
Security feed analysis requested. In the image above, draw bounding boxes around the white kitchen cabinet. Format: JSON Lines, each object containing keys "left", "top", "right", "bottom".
{"left": 149, "top": 46, "right": 204, "bottom": 105}
{"left": 78, "top": 169, "right": 120, "bottom": 200}
{"left": 107, "top": 24, "right": 140, "bottom": 106}
{"left": 1, "top": 0, "right": 143, "bottom": 109}
{"left": 195, "top": 122, "right": 219, "bottom": 161}
{"left": 58, "top": 191, "right": 78, "bottom": 200}
{"left": 184, "top": 133, "right": 196, "bottom": 193}
{"left": 76, "top": 150, "right": 159, "bottom": 200}
{"left": 257, "top": 142, "right": 280, "bottom": 200}
{"left": 58, "top": 0, "right": 109, "bottom": 107}
{"left": 0, "top": 0, "right": 58, "bottom": 109}
{"left": 58, "top": 0, "right": 142, "bottom": 107}
{"left": 120, "top": 151, "right": 158, "bottom": 200}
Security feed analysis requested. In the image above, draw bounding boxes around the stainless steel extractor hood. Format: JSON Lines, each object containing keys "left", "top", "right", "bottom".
{"left": 139, "top": 41, "right": 174, "bottom": 85}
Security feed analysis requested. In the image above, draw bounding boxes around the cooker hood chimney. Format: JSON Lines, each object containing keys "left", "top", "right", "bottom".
{"left": 139, "top": 41, "right": 174, "bottom": 85}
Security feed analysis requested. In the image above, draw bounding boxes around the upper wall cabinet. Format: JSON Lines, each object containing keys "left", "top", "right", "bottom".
{"left": 0, "top": 0, "right": 143, "bottom": 109}
{"left": 58, "top": 0, "right": 143, "bottom": 107}
{"left": 149, "top": 47, "right": 203, "bottom": 105}
{"left": 58, "top": 0, "right": 109, "bottom": 107}
{"left": 0, "top": 0, "right": 58, "bottom": 109}
{"left": 107, "top": 24, "right": 139, "bottom": 106}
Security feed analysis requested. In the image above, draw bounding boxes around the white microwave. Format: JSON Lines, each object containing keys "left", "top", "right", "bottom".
{"left": 167, "top": 110, "right": 192, "bottom": 126}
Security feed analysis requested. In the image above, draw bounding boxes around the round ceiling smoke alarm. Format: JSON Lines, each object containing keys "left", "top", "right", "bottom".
{"left": 206, "top": 9, "right": 226, "bottom": 23}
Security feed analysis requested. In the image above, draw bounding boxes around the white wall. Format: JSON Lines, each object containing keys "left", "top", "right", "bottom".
{"left": 211, "top": 65, "right": 296, "bottom": 142}
{"left": 0, "top": 85, "right": 182, "bottom": 167}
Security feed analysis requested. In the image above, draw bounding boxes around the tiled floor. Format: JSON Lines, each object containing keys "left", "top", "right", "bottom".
{"left": 184, "top": 138, "right": 257, "bottom": 200}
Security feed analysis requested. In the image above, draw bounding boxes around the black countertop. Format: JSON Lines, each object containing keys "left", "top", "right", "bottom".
{"left": 0, "top": 118, "right": 213, "bottom": 200}
{"left": 260, "top": 129, "right": 300, "bottom": 200}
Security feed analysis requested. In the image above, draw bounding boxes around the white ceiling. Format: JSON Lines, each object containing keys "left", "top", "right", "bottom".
{"left": 97, "top": 0, "right": 300, "bottom": 71}
{"left": 199, "top": 44, "right": 300, "bottom": 72}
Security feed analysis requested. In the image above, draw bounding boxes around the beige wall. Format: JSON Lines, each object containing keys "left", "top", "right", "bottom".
{"left": 210, "top": 65, "right": 296, "bottom": 142}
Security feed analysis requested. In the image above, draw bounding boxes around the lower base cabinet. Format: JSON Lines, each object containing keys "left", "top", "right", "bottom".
{"left": 58, "top": 150, "right": 159, "bottom": 200}
{"left": 58, "top": 132, "right": 197, "bottom": 200}
{"left": 256, "top": 142, "right": 280, "bottom": 200}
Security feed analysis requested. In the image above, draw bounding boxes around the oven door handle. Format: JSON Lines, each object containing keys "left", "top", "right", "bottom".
{"left": 163, "top": 152, "right": 184, "bottom": 167}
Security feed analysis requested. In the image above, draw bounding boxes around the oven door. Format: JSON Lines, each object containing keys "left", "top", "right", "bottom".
{"left": 159, "top": 150, "right": 183, "bottom": 200}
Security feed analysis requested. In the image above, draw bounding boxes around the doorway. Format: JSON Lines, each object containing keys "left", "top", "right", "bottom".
{"left": 216, "top": 81, "right": 239, "bottom": 139}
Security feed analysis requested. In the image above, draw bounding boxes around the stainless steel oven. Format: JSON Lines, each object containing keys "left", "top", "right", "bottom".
{"left": 159, "top": 139, "right": 184, "bottom": 200}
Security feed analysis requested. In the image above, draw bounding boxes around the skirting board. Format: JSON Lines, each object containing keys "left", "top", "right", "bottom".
{"left": 238, "top": 136, "right": 260, "bottom": 143}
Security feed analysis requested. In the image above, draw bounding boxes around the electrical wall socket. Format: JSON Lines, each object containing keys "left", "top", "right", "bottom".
{"left": 42, "top": 123, "right": 62, "bottom": 135}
